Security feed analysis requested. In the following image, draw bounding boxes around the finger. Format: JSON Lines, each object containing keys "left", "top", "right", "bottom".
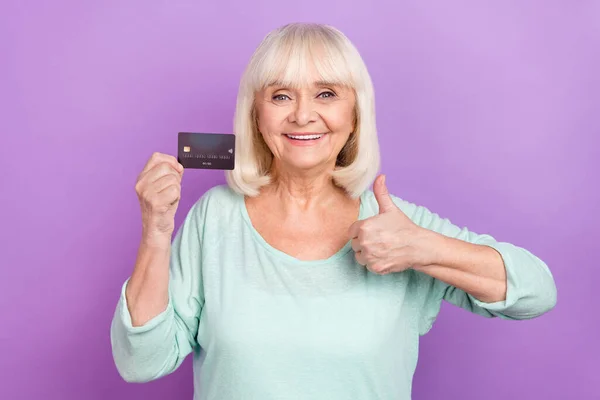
{"left": 144, "top": 162, "right": 182, "bottom": 185}
{"left": 153, "top": 173, "right": 181, "bottom": 193}
{"left": 348, "top": 220, "right": 362, "bottom": 239}
{"left": 354, "top": 250, "right": 367, "bottom": 265}
{"left": 138, "top": 163, "right": 182, "bottom": 189}
{"left": 141, "top": 152, "right": 183, "bottom": 177}
{"left": 351, "top": 237, "right": 362, "bottom": 252}
{"left": 369, "top": 263, "right": 386, "bottom": 275}
{"left": 157, "top": 184, "right": 181, "bottom": 206}
{"left": 373, "top": 174, "right": 397, "bottom": 214}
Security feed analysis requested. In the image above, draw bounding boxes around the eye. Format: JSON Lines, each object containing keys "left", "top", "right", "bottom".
{"left": 318, "top": 91, "right": 336, "bottom": 99}
{"left": 272, "top": 94, "right": 291, "bottom": 101}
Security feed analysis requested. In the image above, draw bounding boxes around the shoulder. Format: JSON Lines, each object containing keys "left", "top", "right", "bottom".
{"left": 184, "top": 183, "right": 241, "bottom": 222}
{"left": 200, "top": 183, "right": 240, "bottom": 205}
{"left": 361, "top": 187, "right": 483, "bottom": 240}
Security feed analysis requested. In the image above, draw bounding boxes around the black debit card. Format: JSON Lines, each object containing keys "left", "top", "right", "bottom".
{"left": 177, "top": 132, "right": 235, "bottom": 170}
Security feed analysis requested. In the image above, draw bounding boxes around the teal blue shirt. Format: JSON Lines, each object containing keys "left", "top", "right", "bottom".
{"left": 110, "top": 184, "right": 556, "bottom": 399}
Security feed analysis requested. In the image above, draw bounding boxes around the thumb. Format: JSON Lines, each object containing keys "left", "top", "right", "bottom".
{"left": 374, "top": 174, "right": 396, "bottom": 213}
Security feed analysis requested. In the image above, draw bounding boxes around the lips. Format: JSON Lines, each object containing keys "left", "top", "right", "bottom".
{"left": 285, "top": 134, "right": 323, "bottom": 140}
{"left": 283, "top": 132, "right": 327, "bottom": 141}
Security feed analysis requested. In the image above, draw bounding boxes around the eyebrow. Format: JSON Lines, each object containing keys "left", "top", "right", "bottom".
{"left": 266, "top": 79, "right": 341, "bottom": 88}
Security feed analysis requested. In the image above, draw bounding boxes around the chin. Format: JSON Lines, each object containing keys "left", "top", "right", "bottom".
{"left": 282, "top": 157, "right": 330, "bottom": 172}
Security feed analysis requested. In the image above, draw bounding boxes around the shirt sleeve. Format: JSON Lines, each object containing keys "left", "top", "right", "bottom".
{"left": 109, "top": 198, "right": 207, "bottom": 382}
{"left": 390, "top": 195, "right": 557, "bottom": 336}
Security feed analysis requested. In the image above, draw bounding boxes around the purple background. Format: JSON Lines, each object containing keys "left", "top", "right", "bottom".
{"left": 1, "top": 1, "right": 598, "bottom": 399}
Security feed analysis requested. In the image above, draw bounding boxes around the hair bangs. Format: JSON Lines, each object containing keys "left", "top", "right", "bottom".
{"left": 249, "top": 26, "right": 356, "bottom": 92}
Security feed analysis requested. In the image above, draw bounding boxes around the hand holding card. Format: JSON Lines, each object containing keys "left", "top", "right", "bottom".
{"left": 178, "top": 132, "right": 236, "bottom": 170}
{"left": 135, "top": 152, "right": 184, "bottom": 240}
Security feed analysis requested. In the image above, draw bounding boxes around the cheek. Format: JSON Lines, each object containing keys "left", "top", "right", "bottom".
{"left": 324, "top": 104, "right": 355, "bottom": 133}
{"left": 256, "top": 104, "right": 288, "bottom": 135}
{"left": 255, "top": 105, "right": 288, "bottom": 157}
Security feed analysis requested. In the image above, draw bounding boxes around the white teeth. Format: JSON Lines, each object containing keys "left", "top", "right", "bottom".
{"left": 286, "top": 134, "right": 323, "bottom": 140}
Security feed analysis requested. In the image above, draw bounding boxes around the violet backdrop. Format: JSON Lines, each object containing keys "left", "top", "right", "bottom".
{"left": 1, "top": 1, "right": 598, "bottom": 399}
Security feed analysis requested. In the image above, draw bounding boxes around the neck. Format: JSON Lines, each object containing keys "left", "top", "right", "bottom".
{"left": 264, "top": 165, "right": 346, "bottom": 212}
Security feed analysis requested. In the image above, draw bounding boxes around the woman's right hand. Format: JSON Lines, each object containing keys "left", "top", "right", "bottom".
{"left": 135, "top": 152, "right": 184, "bottom": 242}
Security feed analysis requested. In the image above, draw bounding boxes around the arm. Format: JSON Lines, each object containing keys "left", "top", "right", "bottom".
{"left": 110, "top": 200, "right": 205, "bottom": 382}
{"left": 413, "top": 233, "right": 507, "bottom": 304}
{"left": 125, "top": 235, "right": 171, "bottom": 327}
{"left": 390, "top": 194, "right": 557, "bottom": 328}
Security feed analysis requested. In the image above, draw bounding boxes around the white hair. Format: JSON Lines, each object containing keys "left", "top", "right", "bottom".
{"left": 225, "top": 22, "right": 380, "bottom": 198}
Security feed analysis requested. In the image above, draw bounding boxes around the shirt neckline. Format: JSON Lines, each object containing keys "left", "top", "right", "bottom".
{"left": 238, "top": 189, "right": 368, "bottom": 266}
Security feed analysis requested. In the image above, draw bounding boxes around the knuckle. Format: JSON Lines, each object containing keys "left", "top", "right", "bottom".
{"left": 365, "top": 240, "right": 378, "bottom": 253}
{"left": 158, "top": 163, "right": 171, "bottom": 174}
{"left": 358, "top": 225, "right": 368, "bottom": 237}
{"left": 371, "top": 263, "right": 384, "bottom": 273}
{"left": 354, "top": 250, "right": 362, "bottom": 260}
{"left": 139, "top": 187, "right": 151, "bottom": 201}
{"left": 165, "top": 184, "right": 180, "bottom": 197}
{"left": 163, "top": 174, "right": 177, "bottom": 185}
{"left": 166, "top": 163, "right": 179, "bottom": 175}
{"left": 171, "top": 173, "right": 181, "bottom": 182}
{"left": 148, "top": 193, "right": 161, "bottom": 206}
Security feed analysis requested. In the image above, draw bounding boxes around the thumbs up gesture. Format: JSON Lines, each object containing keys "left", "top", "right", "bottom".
{"left": 348, "top": 174, "right": 435, "bottom": 275}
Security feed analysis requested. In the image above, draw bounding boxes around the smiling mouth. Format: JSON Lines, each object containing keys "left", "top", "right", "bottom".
{"left": 284, "top": 133, "right": 325, "bottom": 141}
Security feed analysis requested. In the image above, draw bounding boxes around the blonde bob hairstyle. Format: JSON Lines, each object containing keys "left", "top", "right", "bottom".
{"left": 225, "top": 23, "right": 380, "bottom": 199}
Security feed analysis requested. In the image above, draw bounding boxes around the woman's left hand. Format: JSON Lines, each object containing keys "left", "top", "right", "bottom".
{"left": 348, "top": 175, "right": 440, "bottom": 275}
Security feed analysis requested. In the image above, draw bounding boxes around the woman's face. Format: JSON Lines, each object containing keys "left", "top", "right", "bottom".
{"left": 255, "top": 72, "right": 356, "bottom": 175}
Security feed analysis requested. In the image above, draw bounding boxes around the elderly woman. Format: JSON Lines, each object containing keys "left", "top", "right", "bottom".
{"left": 110, "top": 23, "right": 557, "bottom": 399}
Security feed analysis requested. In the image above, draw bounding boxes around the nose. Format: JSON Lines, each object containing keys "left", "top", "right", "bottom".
{"left": 288, "top": 96, "right": 317, "bottom": 126}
